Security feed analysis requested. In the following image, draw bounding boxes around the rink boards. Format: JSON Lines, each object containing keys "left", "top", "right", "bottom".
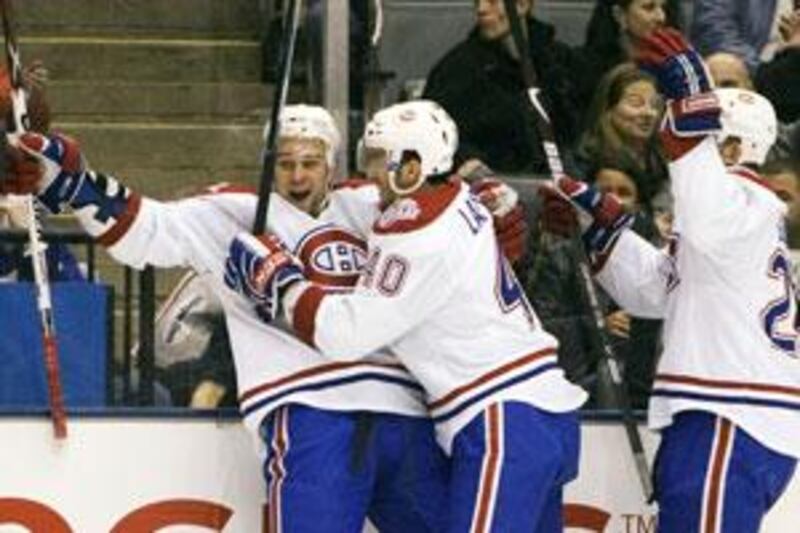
{"left": 0, "top": 415, "right": 796, "bottom": 532}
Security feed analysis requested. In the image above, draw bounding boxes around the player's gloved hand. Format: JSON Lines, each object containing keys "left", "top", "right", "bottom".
{"left": 494, "top": 205, "right": 527, "bottom": 264}
{"left": 635, "top": 28, "right": 722, "bottom": 159}
{"left": 471, "top": 177, "right": 528, "bottom": 263}
{"left": 545, "top": 176, "right": 633, "bottom": 259}
{"left": 0, "top": 143, "right": 43, "bottom": 195}
{"left": 8, "top": 132, "right": 84, "bottom": 212}
{"left": 537, "top": 185, "right": 578, "bottom": 237}
{"left": 635, "top": 28, "right": 712, "bottom": 101}
{"left": 224, "top": 232, "right": 306, "bottom": 322}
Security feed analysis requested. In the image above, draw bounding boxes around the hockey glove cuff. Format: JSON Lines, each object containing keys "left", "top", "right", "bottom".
{"left": 224, "top": 232, "right": 306, "bottom": 322}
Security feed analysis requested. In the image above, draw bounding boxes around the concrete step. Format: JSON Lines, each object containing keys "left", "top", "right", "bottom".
{"left": 54, "top": 121, "right": 264, "bottom": 197}
{"left": 16, "top": 0, "right": 263, "bottom": 39}
{"left": 48, "top": 81, "right": 271, "bottom": 121}
{"left": 20, "top": 36, "right": 262, "bottom": 83}
{"left": 100, "top": 166, "right": 262, "bottom": 201}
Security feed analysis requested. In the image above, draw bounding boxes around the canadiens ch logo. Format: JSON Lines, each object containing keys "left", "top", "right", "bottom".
{"left": 295, "top": 226, "right": 368, "bottom": 288}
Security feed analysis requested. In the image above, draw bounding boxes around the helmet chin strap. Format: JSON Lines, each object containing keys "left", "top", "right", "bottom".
{"left": 388, "top": 171, "right": 425, "bottom": 196}
{"left": 387, "top": 158, "right": 426, "bottom": 197}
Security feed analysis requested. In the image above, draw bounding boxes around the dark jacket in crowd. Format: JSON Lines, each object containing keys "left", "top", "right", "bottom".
{"left": 518, "top": 208, "right": 661, "bottom": 409}
{"left": 423, "top": 18, "right": 584, "bottom": 175}
{"left": 578, "top": 0, "right": 684, "bottom": 130}
{"left": 757, "top": 47, "right": 800, "bottom": 124}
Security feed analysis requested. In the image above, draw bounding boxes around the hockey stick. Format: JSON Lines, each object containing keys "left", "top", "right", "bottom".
{"left": 501, "top": 0, "right": 652, "bottom": 500}
{"left": 1, "top": 0, "right": 67, "bottom": 439}
{"left": 253, "top": 0, "right": 303, "bottom": 233}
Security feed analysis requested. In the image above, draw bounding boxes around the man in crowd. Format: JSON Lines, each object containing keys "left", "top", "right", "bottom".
{"left": 423, "top": 0, "right": 584, "bottom": 175}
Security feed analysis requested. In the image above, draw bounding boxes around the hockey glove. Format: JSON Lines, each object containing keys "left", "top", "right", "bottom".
{"left": 10, "top": 132, "right": 84, "bottom": 212}
{"left": 635, "top": 29, "right": 722, "bottom": 159}
{"left": 471, "top": 177, "right": 528, "bottom": 264}
{"left": 224, "top": 232, "right": 306, "bottom": 322}
{"left": 635, "top": 28, "right": 712, "bottom": 101}
{"left": 538, "top": 185, "right": 578, "bottom": 237}
{"left": 0, "top": 143, "right": 43, "bottom": 195}
{"left": 548, "top": 176, "right": 633, "bottom": 262}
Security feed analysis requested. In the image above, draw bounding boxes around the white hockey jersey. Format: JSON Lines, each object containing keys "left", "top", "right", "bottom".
{"left": 72, "top": 180, "right": 428, "bottom": 435}
{"left": 289, "top": 181, "right": 587, "bottom": 452}
{"left": 596, "top": 138, "right": 800, "bottom": 459}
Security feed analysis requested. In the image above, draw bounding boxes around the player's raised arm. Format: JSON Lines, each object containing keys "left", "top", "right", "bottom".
{"left": 2, "top": 131, "right": 252, "bottom": 274}
{"left": 635, "top": 29, "right": 781, "bottom": 252}
{"left": 539, "top": 177, "right": 670, "bottom": 318}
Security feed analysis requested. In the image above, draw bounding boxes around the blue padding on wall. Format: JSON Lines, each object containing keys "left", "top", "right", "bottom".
{"left": 0, "top": 282, "right": 111, "bottom": 407}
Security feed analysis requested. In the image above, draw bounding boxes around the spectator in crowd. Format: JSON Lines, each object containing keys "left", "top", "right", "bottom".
{"left": 761, "top": 157, "right": 800, "bottom": 303}
{"left": 592, "top": 167, "right": 662, "bottom": 408}
{"left": 524, "top": 161, "right": 662, "bottom": 409}
{"left": 705, "top": 52, "right": 754, "bottom": 89}
{"left": 701, "top": 52, "right": 799, "bottom": 165}
{"left": 423, "top": 0, "right": 585, "bottom": 175}
{"left": 756, "top": 8, "right": 800, "bottom": 124}
{"left": 576, "top": 63, "right": 668, "bottom": 209}
{"left": 580, "top": 0, "right": 681, "bottom": 120}
{"left": 690, "top": 0, "right": 797, "bottom": 72}
{"left": 763, "top": 158, "right": 800, "bottom": 249}
{"left": 650, "top": 188, "right": 674, "bottom": 245}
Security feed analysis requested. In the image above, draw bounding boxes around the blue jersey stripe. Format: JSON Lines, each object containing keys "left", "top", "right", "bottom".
{"left": 431, "top": 362, "right": 560, "bottom": 423}
{"left": 652, "top": 389, "right": 800, "bottom": 412}
{"left": 242, "top": 372, "right": 424, "bottom": 418}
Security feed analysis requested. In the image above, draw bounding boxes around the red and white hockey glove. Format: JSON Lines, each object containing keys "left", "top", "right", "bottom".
{"left": 0, "top": 142, "right": 43, "bottom": 195}
{"left": 538, "top": 185, "right": 578, "bottom": 237}
{"left": 6, "top": 132, "right": 85, "bottom": 212}
{"left": 635, "top": 28, "right": 722, "bottom": 159}
{"left": 543, "top": 176, "right": 633, "bottom": 266}
{"left": 224, "top": 232, "right": 306, "bottom": 322}
{"left": 635, "top": 28, "right": 713, "bottom": 101}
{"left": 471, "top": 177, "right": 528, "bottom": 264}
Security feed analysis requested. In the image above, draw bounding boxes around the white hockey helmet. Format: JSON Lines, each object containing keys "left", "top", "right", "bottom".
{"left": 265, "top": 104, "right": 342, "bottom": 167}
{"left": 714, "top": 88, "right": 778, "bottom": 167}
{"left": 359, "top": 100, "right": 458, "bottom": 195}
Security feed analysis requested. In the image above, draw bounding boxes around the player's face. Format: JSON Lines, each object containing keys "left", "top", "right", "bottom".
{"left": 706, "top": 53, "right": 754, "bottom": 90}
{"left": 595, "top": 168, "right": 639, "bottom": 211}
{"left": 609, "top": 80, "right": 661, "bottom": 145}
{"left": 474, "top": 0, "right": 533, "bottom": 41}
{"left": 361, "top": 147, "right": 396, "bottom": 204}
{"left": 275, "top": 137, "right": 330, "bottom": 217}
{"left": 718, "top": 136, "right": 743, "bottom": 166}
{"left": 621, "top": 0, "right": 666, "bottom": 41}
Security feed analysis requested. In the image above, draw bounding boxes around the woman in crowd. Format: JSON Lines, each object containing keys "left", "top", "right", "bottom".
{"left": 579, "top": 0, "right": 681, "bottom": 122}
{"left": 577, "top": 62, "right": 668, "bottom": 209}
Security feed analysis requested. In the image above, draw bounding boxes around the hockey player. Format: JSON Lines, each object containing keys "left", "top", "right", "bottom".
{"left": 3, "top": 105, "right": 455, "bottom": 533}
{"left": 541, "top": 30, "right": 799, "bottom": 532}
{"left": 223, "top": 100, "right": 588, "bottom": 533}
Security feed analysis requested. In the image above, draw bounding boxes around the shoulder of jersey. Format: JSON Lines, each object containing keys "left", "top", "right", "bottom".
{"left": 373, "top": 180, "right": 462, "bottom": 235}
{"left": 729, "top": 166, "right": 789, "bottom": 211}
{"left": 729, "top": 166, "right": 775, "bottom": 194}
{"left": 197, "top": 182, "right": 258, "bottom": 197}
{"left": 332, "top": 177, "right": 375, "bottom": 191}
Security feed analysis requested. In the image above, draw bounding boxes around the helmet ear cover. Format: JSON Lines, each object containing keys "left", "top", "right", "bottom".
{"left": 713, "top": 88, "right": 777, "bottom": 167}
{"left": 359, "top": 100, "right": 459, "bottom": 195}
